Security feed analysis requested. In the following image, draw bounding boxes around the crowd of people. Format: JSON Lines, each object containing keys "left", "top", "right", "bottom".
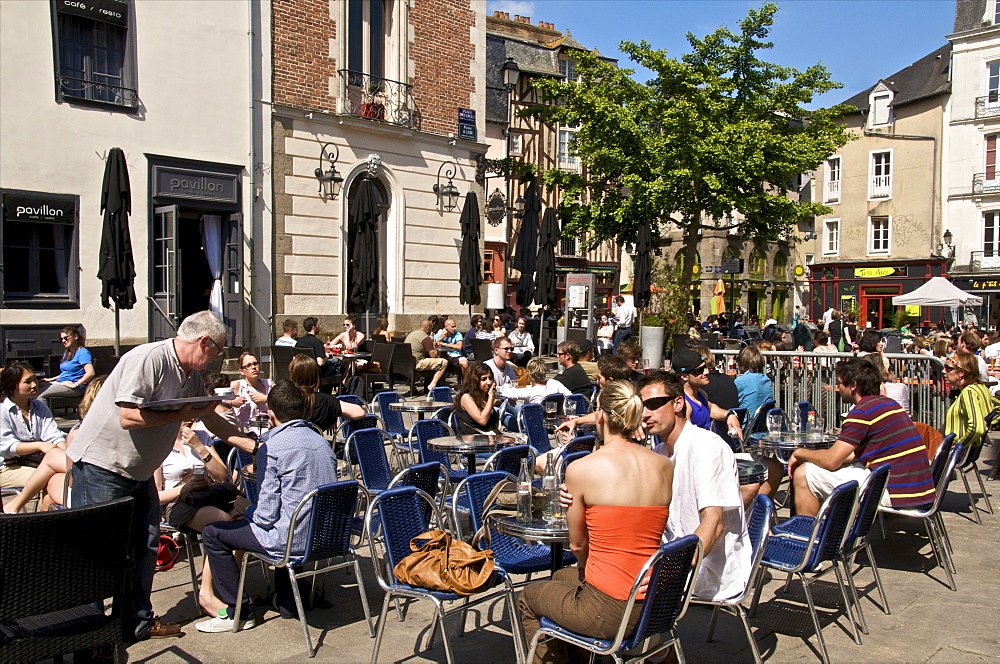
{"left": 2, "top": 301, "right": 998, "bottom": 659}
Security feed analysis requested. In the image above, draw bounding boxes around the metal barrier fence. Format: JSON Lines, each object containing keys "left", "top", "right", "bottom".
{"left": 710, "top": 350, "right": 948, "bottom": 431}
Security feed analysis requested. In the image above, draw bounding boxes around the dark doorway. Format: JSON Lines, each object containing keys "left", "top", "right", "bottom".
{"left": 177, "top": 212, "right": 212, "bottom": 321}
{"left": 345, "top": 176, "right": 390, "bottom": 321}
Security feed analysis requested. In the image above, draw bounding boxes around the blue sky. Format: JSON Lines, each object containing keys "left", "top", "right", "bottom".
{"left": 487, "top": 0, "right": 956, "bottom": 109}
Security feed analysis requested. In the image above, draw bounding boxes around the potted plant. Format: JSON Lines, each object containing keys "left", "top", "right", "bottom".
{"left": 640, "top": 312, "right": 667, "bottom": 370}
{"left": 360, "top": 81, "right": 386, "bottom": 120}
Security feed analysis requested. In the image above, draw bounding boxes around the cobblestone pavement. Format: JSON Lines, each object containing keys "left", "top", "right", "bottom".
{"left": 121, "top": 438, "right": 1000, "bottom": 663}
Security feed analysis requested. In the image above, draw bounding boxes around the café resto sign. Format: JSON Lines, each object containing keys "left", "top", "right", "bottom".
{"left": 853, "top": 266, "right": 906, "bottom": 278}
{"left": 2, "top": 192, "right": 76, "bottom": 225}
{"left": 56, "top": 0, "right": 129, "bottom": 27}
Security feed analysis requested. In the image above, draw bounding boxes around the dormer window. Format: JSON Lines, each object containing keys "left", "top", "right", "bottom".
{"left": 869, "top": 83, "right": 893, "bottom": 128}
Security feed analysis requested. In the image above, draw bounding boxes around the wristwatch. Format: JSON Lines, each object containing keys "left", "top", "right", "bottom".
{"left": 201, "top": 451, "right": 213, "bottom": 463}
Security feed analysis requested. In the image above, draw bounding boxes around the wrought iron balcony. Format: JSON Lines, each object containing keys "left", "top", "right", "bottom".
{"left": 967, "top": 250, "right": 1000, "bottom": 272}
{"left": 973, "top": 173, "right": 1000, "bottom": 195}
{"left": 338, "top": 70, "right": 416, "bottom": 128}
{"left": 976, "top": 95, "right": 1000, "bottom": 119}
{"left": 56, "top": 75, "right": 137, "bottom": 108}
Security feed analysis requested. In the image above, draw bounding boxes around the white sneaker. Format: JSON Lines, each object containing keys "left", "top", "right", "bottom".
{"left": 195, "top": 610, "right": 256, "bottom": 633}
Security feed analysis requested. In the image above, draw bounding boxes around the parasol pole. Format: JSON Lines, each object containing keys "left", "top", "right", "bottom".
{"left": 114, "top": 303, "right": 121, "bottom": 355}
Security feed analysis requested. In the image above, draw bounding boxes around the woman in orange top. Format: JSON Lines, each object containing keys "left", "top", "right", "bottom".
{"left": 518, "top": 379, "right": 673, "bottom": 663}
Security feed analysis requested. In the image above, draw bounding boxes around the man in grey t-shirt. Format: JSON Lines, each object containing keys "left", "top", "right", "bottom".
{"left": 66, "top": 311, "right": 255, "bottom": 641}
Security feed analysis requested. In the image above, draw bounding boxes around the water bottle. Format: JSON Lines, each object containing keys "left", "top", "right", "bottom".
{"left": 541, "top": 454, "right": 557, "bottom": 522}
{"left": 517, "top": 458, "right": 533, "bottom": 523}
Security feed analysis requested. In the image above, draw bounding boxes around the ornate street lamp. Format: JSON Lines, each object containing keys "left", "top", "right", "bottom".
{"left": 314, "top": 143, "right": 343, "bottom": 200}
{"left": 501, "top": 57, "right": 520, "bottom": 91}
{"left": 433, "top": 161, "right": 461, "bottom": 212}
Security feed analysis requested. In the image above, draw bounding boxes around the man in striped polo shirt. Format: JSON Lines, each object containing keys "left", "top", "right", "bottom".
{"left": 787, "top": 357, "right": 935, "bottom": 517}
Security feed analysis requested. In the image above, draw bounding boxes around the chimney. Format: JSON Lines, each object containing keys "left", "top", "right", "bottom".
{"left": 493, "top": 10, "right": 502, "bottom": 17}
{"left": 514, "top": 14, "right": 521, "bottom": 21}
{"left": 502, "top": 12, "right": 509, "bottom": 19}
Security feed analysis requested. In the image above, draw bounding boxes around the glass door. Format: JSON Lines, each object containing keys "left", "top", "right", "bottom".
{"left": 150, "top": 205, "right": 179, "bottom": 341}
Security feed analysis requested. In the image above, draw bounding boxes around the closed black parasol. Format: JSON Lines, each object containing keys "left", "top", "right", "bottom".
{"left": 458, "top": 192, "right": 482, "bottom": 306}
{"left": 97, "top": 147, "right": 135, "bottom": 354}
{"left": 513, "top": 177, "right": 541, "bottom": 307}
{"left": 633, "top": 222, "right": 653, "bottom": 310}
{"left": 348, "top": 178, "right": 381, "bottom": 317}
{"left": 533, "top": 207, "right": 559, "bottom": 310}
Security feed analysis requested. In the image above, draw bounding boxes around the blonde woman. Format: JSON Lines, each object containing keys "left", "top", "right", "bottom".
{"left": 519, "top": 380, "right": 673, "bottom": 663}
{"left": 228, "top": 352, "right": 271, "bottom": 428}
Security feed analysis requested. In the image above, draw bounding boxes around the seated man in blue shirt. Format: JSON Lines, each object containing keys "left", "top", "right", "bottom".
{"left": 196, "top": 379, "right": 339, "bottom": 632}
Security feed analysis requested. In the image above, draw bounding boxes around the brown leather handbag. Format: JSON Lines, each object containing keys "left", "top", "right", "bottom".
{"left": 392, "top": 530, "right": 495, "bottom": 595}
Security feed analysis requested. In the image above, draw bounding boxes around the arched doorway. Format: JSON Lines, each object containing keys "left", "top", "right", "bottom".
{"left": 345, "top": 176, "right": 390, "bottom": 319}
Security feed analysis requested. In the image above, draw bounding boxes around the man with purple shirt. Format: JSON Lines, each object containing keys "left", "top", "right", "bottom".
{"left": 787, "top": 358, "right": 934, "bottom": 517}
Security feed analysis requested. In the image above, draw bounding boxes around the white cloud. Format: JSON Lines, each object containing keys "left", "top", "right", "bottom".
{"left": 487, "top": 1, "right": 537, "bottom": 16}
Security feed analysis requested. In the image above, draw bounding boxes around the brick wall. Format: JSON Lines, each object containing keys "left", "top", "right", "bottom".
{"left": 272, "top": 0, "right": 337, "bottom": 113}
{"left": 408, "top": 0, "right": 477, "bottom": 136}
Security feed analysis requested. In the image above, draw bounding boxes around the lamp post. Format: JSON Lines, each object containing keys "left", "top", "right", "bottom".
{"left": 314, "top": 143, "right": 343, "bottom": 200}
{"left": 433, "top": 161, "right": 460, "bottom": 212}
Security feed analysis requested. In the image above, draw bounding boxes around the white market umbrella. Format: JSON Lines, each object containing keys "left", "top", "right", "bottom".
{"left": 892, "top": 276, "right": 983, "bottom": 307}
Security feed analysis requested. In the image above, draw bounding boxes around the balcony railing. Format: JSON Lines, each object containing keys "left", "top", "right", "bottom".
{"left": 968, "top": 250, "right": 1000, "bottom": 272}
{"left": 338, "top": 70, "right": 416, "bottom": 129}
{"left": 976, "top": 95, "right": 1000, "bottom": 119}
{"left": 825, "top": 179, "right": 840, "bottom": 202}
{"left": 973, "top": 173, "right": 1000, "bottom": 195}
{"left": 870, "top": 175, "right": 891, "bottom": 199}
{"left": 57, "top": 75, "right": 137, "bottom": 108}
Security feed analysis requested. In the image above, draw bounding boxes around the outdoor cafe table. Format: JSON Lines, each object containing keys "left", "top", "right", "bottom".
{"left": 748, "top": 430, "right": 838, "bottom": 455}
{"left": 389, "top": 399, "right": 451, "bottom": 421}
{"left": 427, "top": 433, "right": 523, "bottom": 475}
{"left": 737, "top": 459, "right": 768, "bottom": 486}
{"left": 489, "top": 513, "right": 569, "bottom": 573}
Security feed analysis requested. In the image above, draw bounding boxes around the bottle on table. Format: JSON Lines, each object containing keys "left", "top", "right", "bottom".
{"left": 807, "top": 410, "right": 816, "bottom": 433}
{"left": 541, "top": 453, "right": 557, "bottom": 522}
{"left": 517, "top": 458, "right": 533, "bottom": 523}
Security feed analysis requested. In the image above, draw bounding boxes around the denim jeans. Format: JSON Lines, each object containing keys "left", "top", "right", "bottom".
{"left": 202, "top": 520, "right": 296, "bottom": 618}
{"left": 68, "top": 461, "right": 159, "bottom": 640}
{"left": 612, "top": 327, "right": 633, "bottom": 354}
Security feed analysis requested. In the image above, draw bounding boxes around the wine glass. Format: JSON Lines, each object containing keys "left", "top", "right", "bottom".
{"left": 564, "top": 400, "right": 577, "bottom": 418}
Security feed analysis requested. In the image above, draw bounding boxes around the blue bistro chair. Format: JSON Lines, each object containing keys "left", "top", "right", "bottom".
{"left": 746, "top": 398, "right": 776, "bottom": 434}
{"left": 517, "top": 403, "right": 552, "bottom": 454}
{"left": 336, "top": 393, "right": 369, "bottom": 412}
{"left": 373, "top": 391, "right": 416, "bottom": 467}
{"left": 750, "top": 480, "right": 860, "bottom": 664}
{"left": 525, "top": 534, "right": 703, "bottom": 664}
{"left": 364, "top": 486, "right": 522, "bottom": 664}
{"left": 232, "top": 480, "right": 374, "bottom": 657}
{"left": 409, "top": 418, "right": 468, "bottom": 483}
{"left": 430, "top": 386, "right": 454, "bottom": 403}
{"left": 344, "top": 427, "right": 396, "bottom": 495}
{"left": 691, "top": 494, "right": 774, "bottom": 664}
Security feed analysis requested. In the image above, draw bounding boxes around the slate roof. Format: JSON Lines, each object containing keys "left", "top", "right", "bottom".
{"left": 485, "top": 33, "right": 562, "bottom": 123}
{"left": 953, "top": 0, "right": 989, "bottom": 34}
{"left": 840, "top": 43, "right": 951, "bottom": 113}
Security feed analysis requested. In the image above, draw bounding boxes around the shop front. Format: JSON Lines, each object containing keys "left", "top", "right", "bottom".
{"left": 146, "top": 156, "right": 244, "bottom": 345}
{"left": 808, "top": 258, "right": 950, "bottom": 329}
{"left": 950, "top": 277, "right": 1000, "bottom": 330}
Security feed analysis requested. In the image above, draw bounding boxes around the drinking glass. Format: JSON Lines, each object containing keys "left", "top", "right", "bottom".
{"left": 643, "top": 358, "right": 651, "bottom": 375}
{"left": 791, "top": 410, "right": 803, "bottom": 433}
{"left": 812, "top": 415, "right": 825, "bottom": 434}
{"left": 564, "top": 400, "right": 577, "bottom": 417}
{"left": 544, "top": 401, "right": 558, "bottom": 417}
{"left": 767, "top": 412, "right": 783, "bottom": 434}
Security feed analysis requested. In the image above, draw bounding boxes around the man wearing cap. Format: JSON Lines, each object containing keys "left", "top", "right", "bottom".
{"left": 671, "top": 348, "right": 743, "bottom": 438}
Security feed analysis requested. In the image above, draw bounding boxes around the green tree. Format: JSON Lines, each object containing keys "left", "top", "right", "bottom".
{"left": 524, "top": 3, "right": 854, "bottom": 286}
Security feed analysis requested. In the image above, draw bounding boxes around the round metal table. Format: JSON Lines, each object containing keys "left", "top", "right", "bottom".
{"left": 426, "top": 433, "right": 524, "bottom": 475}
{"left": 389, "top": 399, "right": 452, "bottom": 421}
{"left": 737, "top": 459, "right": 768, "bottom": 486}
{"left": 489, "top": 513, "right": 569, "bottom": 572}
{"left": 748, "top": 430, "right": 837, "bottom": 464}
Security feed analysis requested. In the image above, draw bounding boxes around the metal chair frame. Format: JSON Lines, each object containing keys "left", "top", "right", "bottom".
{"left": 690, "top": 494, "right": 774, "bottom": 664}
{"left": 232, "top": 480, "right": 374, "bottom": 657}
{"left": 749, "top": 480, "right": 861, "bottom": 664}
{"left": 517, "top": 403, "right": 552, "bottom": 454}
{"left": 364, "top": 486, "right": 523, "bottom": 664}
{"left": 839, "top": 464, "right": 892, "bottom": 635}
{"left": 409, "top": 418, "right": 467, "bottom": 483}
{"left": 879, "top": 441, "right": 964, "bottom": 591}
{"left": 373, "top": 391, "right": 417, "bottom": 468}
{"left": 525, "top": 535, "right": 703, "bottom": 664}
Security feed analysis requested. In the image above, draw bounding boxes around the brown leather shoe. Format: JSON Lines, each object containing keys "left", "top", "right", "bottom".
{"left": 142, "top": 618, "right": 183, "bottom": 639}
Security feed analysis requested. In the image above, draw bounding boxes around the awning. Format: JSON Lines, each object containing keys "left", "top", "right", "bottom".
{"left": 56, "top": 0, "right": 129, "bottom": 28}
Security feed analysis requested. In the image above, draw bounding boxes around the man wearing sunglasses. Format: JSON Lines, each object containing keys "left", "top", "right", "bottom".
{"left": 671, "top": 349, "right": 743, "bottom": 439}
{"left": 637, "top": 370, "right": 751, "bottom": 602}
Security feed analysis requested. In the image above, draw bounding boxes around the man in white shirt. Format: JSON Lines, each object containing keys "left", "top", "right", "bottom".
{"left": 612, "top": 295, "right": 636, "bottom": 354}
{"left": 274, "top": 319, "right": 298, "bottom": 347}
{"left": 485, "top": 337, "right": 517, "bottom": 390}
{"left": 822, "top": 307, "right": 835, "bottom": 331}
{"left": 637, "top": 370, "right": 751, "bottom": 601}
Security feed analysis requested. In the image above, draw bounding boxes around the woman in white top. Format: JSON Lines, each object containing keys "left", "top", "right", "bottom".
{"left": 596, "top": 315, "right": 615, "bottom": 355}
{"left": 507, "top": 316, "right": 535, "bottom": 367}
{"left": 155, "top": 420, "right": 244, "bottom": 616}
{"left": 229, "top": 352, "right": 271, "bottom": 428}
{"left": 329, "top": 317, "right": 366, "bottom": 352}
{"left": 499, "top": 357, "right": 570, "bottom": 430}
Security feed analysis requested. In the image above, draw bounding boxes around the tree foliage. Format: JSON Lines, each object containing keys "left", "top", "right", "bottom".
{"left": 522, "top": 3, "right": 854, "bottom": 253}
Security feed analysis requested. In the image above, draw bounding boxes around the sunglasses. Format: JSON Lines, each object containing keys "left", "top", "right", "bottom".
{"left": 945, "top": 364, "right": 962, "bottom": 373}
{"left": 683, "top": 364, "right": 708, "bottom": 375}
{"left": 642, "top": 396, "right": 675, "bottom": 411}
{"left": 206, "top": 337, "right": 224, "bottom": 356}
{"left": 242, "top": 361, "right": 261, "bottom": 369}
{"left": 497, "top": 347, "right": 513, "bottom": 352}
